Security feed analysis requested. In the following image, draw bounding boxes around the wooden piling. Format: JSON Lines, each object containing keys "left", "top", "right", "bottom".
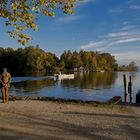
{"left": 129, "top": 76, "right": 132, "bottom": 103}
{"left": 123, "top": 74, "right": 128, "bottom": 102}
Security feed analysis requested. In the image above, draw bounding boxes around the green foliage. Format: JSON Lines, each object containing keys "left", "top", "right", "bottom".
{"left": 61, "top": 72, "right": 117, "bottom": 89}
{"left": 60, "top": 50, "right": 118, "bottom": 71}
{"left": 1, "top": 45, "right": 137, "bottom": 73}
{"left": 25, "top": 46, "right": 46, "bottom": 71}
{"left": 0, "top": 0, "right": 75, "bottom": 45}
{"left": 128, "top": 61, "right": 138, "bottom": 71}
{"left": 118, "top": 61, "right": 138, "bottom": 71}
{"left": 0, "top": 45, "right": 58, "bottom": 73}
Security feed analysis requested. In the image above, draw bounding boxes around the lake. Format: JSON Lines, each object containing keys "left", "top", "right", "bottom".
{"left": 9, "top": 71, "right": 140, "bottom": 103}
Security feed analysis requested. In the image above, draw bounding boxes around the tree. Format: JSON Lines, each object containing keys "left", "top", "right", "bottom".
{"left": 60, "top": 50, "right": 73, "bottom": 69}
{"left": 71, "top": 51, "right": 83, "bottom": 68}
{"left": 0, "top": 0, "right": 75, "bottom": 45}
{"left": 44, "top": 52, "right": 57, "bottom": 71}
{"left": 80, "top": 51, "right": 93, "bottom": 70}
{"left": 25, "top": 46, "right": 46, "bottom": 71}
{"left": 13, "top": 48, "right": 26, "bottom": 72}
{"left": 129, "top": 61, "right": 137, "bottom": 71}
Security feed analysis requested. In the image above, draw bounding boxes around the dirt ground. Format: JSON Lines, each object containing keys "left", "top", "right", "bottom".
{"left": 0, "top": 100, "right": 140, "bottom": 140}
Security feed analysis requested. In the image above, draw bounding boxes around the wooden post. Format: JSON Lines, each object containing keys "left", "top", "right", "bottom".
{"left": 123, "top": 74, "right": 128, "bottom": 102}
{"left": 129, "top": 76, "right": 132, "bottom": 103}
{"left": 136, "top": 90, "right": 140, "bottom": 103}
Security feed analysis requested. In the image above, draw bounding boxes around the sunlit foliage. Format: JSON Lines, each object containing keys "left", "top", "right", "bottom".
{"left": 0, "top": 0, "right": 75, "bottom": 45}
{"left": 0, "top": 46, "right": 137, "bottom": 73}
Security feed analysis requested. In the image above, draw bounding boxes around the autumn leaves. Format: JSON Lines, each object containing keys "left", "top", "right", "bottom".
{"left": 0, "top": 0, "right": 75, "bottom": 45}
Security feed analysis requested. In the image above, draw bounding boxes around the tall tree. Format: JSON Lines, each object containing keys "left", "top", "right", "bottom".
{"left": 60, "top": 50, "right": 73, "bottom": 69}
{"left": 129, "top": 61, "right": 138, "bottom": 71}
{"left": 25, "top": 46, "right": 46, "bottom": 71}
{"left": 71, "top": 51, "right": 83, "bottom": 68}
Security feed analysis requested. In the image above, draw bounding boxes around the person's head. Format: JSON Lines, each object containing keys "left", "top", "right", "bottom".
{"left": 3, "top": 68, "right": 7, "bottom": 72}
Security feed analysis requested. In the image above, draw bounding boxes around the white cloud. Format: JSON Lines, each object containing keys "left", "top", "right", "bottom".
{"left": 76, "top": 0, "right": 95, "bottom": 6}
{"left": 108, "top": 32, "right": 130, "bottom": 37}
{"left": 120, "top": 25, "right": 138, "bottom": 31}
{"left": 80, "top": 31, "right": 140, "bottom": 50}
{"left": 80, "top": 40, "right": 106, "bottom": 49}
{"left": 108, "top": 9, "right": 123, "bottom": 14}
{"left": 109, "top": 37, "right": 140, "bottom": 46}
{"left": 128, "top": 0, "right": 134, "bottom": 4}
{"left": 130, "top": 5, "right": 140, "bottom": 10}
{"left": 80, "top": 25, "right": 140, "bottom": 51}
{"left": 79, "top": 0, "right": 95, "bottom": 3}
{"left": 113, "top": 52, "right": 140, "bottom": 60}
{"left": 123, "top": 21, "right": 129, "bottom": 25}
{"left": 56, "top": 15, "right": 83, "bottom": 23}
{"left": 112, "top": 52, "right": 140, "bottom": 65}
{"left": 80, "top": 25, "right": 140, "bottom": 65}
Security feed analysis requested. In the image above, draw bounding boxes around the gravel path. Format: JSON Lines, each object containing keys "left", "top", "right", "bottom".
{"left": 0, "top": 100, "right": 140, "bottom": 140}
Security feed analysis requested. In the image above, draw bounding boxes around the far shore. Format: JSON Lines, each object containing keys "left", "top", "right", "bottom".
{"left": 0, "top": 99, "right": 140, "bottom": 140}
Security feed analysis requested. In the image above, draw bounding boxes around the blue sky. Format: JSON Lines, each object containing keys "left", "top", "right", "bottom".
{"left": 0, "top": 0, "right": 140, "bottom": 65}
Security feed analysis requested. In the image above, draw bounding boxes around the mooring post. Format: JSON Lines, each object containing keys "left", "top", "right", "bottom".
{"left": 129, "top": 76, "right": 132, "bottom": 103}
{"left": 123, "top": 74, "right": 128, "bottom": 102}
{"left": 136, "top": 90, "right": 140, "bottom": 103}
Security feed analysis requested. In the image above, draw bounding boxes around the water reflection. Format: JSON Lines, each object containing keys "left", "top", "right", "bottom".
{"left": 128, "top": 71, "right": 137, "bottom": 81}
{"left": 11, "top": 71, "right": 51, "bottom": 77}
{"left": 8, "top": 71, "right": 140, "bottom": 102}
{"left": 10, "top": 79, "right": 55, "bottom": 95}
{"left": 10, "top": 72, "right": 118, "bottom": 98}
{"left": 61, "top": 72, "right": 118, "bottom": 89}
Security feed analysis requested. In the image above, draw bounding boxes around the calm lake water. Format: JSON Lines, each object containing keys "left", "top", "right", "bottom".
{"left": 9, "top": 71, "right": 140, "bottom": 103}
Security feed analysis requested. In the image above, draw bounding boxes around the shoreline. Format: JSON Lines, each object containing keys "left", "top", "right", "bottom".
{"left": 0, "top": 99, "right": 140, "bottom": 140}
{"left": 1, "top": 95, "right": 139, "bottom": 107}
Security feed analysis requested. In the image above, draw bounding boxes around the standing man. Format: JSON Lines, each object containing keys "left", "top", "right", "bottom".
{"left": 0, "top": 68, "right": 11, "bottom": 103}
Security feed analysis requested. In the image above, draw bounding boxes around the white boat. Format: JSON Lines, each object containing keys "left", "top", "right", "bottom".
{"left": 54, "top": 72, "right": 74, "bottom": 80}
{"left": 96, "top": 70, "right": 105, "bottom": 72}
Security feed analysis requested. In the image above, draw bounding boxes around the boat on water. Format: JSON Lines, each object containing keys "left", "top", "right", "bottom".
{"left": 54, "top": 72, "right": 74, "bottom": 80}
{"left": 95, "top": 70, "right": 105, "bottom": 72}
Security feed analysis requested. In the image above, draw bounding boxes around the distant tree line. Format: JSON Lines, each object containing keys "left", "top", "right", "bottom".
{"left": 118, "top": 61, "right": 138, "bottom": 71}
{"left": 0, "top": 46, "right": 58, "bottom": 74}
{"left": 0, "top": 46, "right": 137, "bottom": 74}
{"left": 60, "top": 50, "right": 118, "bottom": 71}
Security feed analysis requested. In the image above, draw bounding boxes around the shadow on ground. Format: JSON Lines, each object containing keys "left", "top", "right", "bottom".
{"left": 0, "top": 109, "right": 140, "bottom": 140}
